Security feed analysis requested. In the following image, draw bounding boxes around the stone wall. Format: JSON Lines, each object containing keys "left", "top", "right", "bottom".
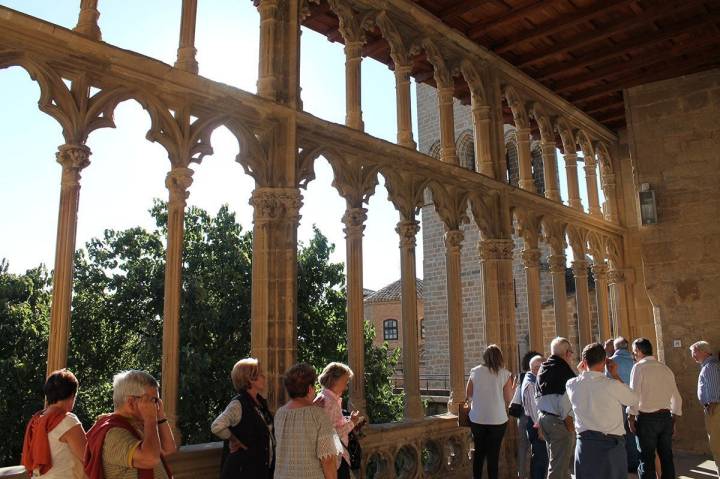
{"left": 624, "top": 68, "right": 720, "bottom": 453}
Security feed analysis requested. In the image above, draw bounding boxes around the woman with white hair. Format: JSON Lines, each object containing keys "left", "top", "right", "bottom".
{"left": 211, "top": 358, "right": 275, "bottom": 479}
{"left": 315, "top": 362, "right": 364, "bottom": 479}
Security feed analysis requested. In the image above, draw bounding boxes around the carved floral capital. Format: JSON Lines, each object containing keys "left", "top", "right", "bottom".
{"left": 165, "top": 167, "right": 194, "bottom": 206}
{"left": 548, "top": 254, "right": 567, "bottom": 273}
{"left": 571, "top": 259, "right": 590, "bottom": 277}
{"left": 342, "top": 207, "right": 368, "bottom": 237}
{"left": 250, "top": 187, "right": 303, "bottom": 224}
{"left": 478, "top": 239, "right": 514, "bottom": 261}
{"left": 57, "top": 144, "right": 91, "bottom": 187}
{"left": 591, "top": 262, "right": 609, "bottom": 279}
{"left": 607, "top": 269, "right": 626, "bottom": 285}
{"left": 521, "top": 248, "right": 541, "bottom": 267}
{"left": 396, "top": 219, "right": 420, "bottom": 249}
{"left": 444, "top": 229, "right": 464, "bottom": 250}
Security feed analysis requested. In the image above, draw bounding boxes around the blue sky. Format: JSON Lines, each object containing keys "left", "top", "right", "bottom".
{"left": 0, "top": 1, "right": 600, "bottom": 288}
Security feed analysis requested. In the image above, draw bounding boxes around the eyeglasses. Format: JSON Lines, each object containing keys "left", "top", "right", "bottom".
{"left": 130, "top": 395, "right": 159, "bottom": 404}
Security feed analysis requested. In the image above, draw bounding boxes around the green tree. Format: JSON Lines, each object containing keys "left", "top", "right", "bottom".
{"left": 0, "top": 260, "right": 51, "bottom": 465}
{"left": 0, "top": 202, "right": 403, "bottom": 465}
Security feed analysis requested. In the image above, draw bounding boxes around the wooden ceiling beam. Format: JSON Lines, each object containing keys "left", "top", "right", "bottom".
{"left": 363, "top": 38, "right": 388, "bottom": 58}
{"left": 593, "top": 109, "right": 626, "bottom": 123}
{"left": 568, "top": 53, "right": 720, "bottom": 102}
{"left": 467, "top": 0, "right": 557, "bottom": 39}
{"left": 553, "top": 36, "right": 720, "bottom": 93}
{"left": 516, "top": 0, "right": 702, "bottom": 67}
{"left": 494, "top": 0, "right": 637, "bottom": 54}
{"left": 582, "top": 97, "right": 625, "bottom": 115}
{"left": 439, "top": 0, "right": 493, "bottom": 21}
{"left": 534, "top": 11, "right": 720, "bottom": 81}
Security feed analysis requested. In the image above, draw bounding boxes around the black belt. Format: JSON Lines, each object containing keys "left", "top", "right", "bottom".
{"left": 638, "top": 409, "right": 670, "bottom": 416}
{"left": 578, "top": 430, "right": 623, "bottom": 440}
{"left": 540, "top": 410, "right": 560, "bottom": 417}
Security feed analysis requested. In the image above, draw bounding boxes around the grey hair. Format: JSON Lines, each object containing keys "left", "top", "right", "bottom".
{"left": 529, "top": 355, "right": 544, "bottom": 370}
{"left": 112, "top": 370, "right": 159, "bottom": 409}
{"left": 690, "top": 341, "right": 713, "bottom": 355}
{"left": 614, "top": 337, "right": 629, "bottom": 350}
{"left": 550, "top": 337, "right": 572, "bottom": 356}
{"left": 318, "top": 362, "right": 354, "bottom": 389}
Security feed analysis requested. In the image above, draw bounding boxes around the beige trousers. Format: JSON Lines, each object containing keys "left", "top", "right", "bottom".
{"left": 705, "top": 404, "right": 720, "bottom": 477}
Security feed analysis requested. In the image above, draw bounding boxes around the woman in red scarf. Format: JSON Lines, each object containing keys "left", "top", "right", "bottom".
{"left": 21, "top": 369, "right": 87, "bottom": 478}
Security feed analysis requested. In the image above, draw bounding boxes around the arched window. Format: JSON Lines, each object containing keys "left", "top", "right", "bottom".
{"left": 383, "top": 319, "right": 399, "bottom": 341}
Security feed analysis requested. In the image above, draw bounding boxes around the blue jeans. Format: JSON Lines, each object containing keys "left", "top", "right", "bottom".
{"left": 526, "top": 419, "right": 548, "bottom": 479}
{"left": 622, "top": 409, "right": 640, "bottom": 472}
{"left": 575, "top": 431, "right": 626, "bottom": 479}
{"left": 636, "top": 411, "right": 675, "bottom": 479}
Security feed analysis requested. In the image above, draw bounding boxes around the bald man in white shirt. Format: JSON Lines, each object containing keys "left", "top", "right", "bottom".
{"left": 627, "top": 338, "right": 682, "bottom": 479}
{"left": 567, "top": 342, "right": 639, "bottom": 479}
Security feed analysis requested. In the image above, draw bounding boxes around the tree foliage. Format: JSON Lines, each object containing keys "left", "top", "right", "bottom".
{"left": 0, "top": 202, "right": 403, "bottom": 465}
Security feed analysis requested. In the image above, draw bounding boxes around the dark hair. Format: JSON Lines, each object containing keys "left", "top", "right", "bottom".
{"left": 44, "top": 369, "right": 79, "bottom": 405}
{"left": 483, "top": 344, "right": 504, "bottom": 374}
{"left": 582, "top": 343, "right": 607, "bottom": 368}
{"left": 283, "top": 363, "right": 317, "bottom": 399}
{"left": 633, "top": 338, "right": 653, "bottom": 356}
{"left": 521, "top": 350, "right": 541, "bottom": 372}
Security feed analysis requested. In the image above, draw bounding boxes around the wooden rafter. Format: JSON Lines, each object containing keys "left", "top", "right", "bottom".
{"left": 467, "top": 0, "right": 557, "bottom": 39}
{"left": 553, "top": 36, "right": 720, "bottom": 93}
{"left": 568, "top": 52, "right": 720, "bottom": 102}
{"left": 515, "top": 0, "right": 703, "bottom": 68}
{"left": 438, "top": 0, "right": 493, "bottom": 21}
{"left": 494, "top": 0, "right": 638, "bottom": 54}
{"left": 534, "top": 11, "right": 720, "bottom": 81}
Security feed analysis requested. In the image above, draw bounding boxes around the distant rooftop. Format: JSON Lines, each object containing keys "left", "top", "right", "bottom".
{"left": 364, "top": 279, "right": 424, "bottom": 303}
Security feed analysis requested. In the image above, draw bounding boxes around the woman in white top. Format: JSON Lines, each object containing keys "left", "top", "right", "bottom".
{"left": 274, "top": 363, "right": 343, "bottom": 479}
{"left": 21, "top": 369, "right": 87, "bottom": 478}
{"left": 466, "top": 345, "right": 515, "bottom": 479}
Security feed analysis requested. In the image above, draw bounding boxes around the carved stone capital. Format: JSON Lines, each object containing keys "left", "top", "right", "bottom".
{"left": 396, "top": 219, "right": 420, "bottom": 249}
{"left": 250, "top": 187, "right": 302, "bottom": 224}
{"left": 165, "top": 167, "right": 194, "bottom": 206}
{"left": 601, "top": 173, "right": 617, "bottom": 189}
{"left": 57, "top": 144, "right": 91, "bottom": 187}
{"left": 591, "top": 262, "right": 609, "bottom": 279}
{"left": 342, "top": 207, "right": 367, "bottom": 237}
{"left": 548, "top": 254, "right": 567, "bottom": 274}
{"left": 444, "top": 229, "right": 464, "bottom": 250}
{"left": 571, "top": 259, "right": 590, "bottom": 278}
{"left": 478, "top": 239, "right": 514, "bottom": 261}
{"left": 607, "top": 269, "right": 626, "bottom": 285}
{"left": 522, "top": 248, "right": 541, "bottom": 267}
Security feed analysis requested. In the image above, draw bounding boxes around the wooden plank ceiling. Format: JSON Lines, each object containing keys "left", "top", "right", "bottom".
{"left": 302, "top": 0, "right": 720, "bottom": 132}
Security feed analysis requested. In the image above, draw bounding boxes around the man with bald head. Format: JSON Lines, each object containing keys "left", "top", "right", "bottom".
{"left": 690, "top": 340, "right": 720, "bottom": 475}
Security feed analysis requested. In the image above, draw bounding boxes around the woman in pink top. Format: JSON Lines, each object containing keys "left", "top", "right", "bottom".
{"left": 315, "top": 362, "right": 364, "bottom": 479}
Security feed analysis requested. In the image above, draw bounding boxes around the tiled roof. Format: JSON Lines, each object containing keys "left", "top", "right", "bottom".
{"left": 364, "top": 278, "right": 423, "bottom": 303}
{"left": 363, "top": 288, "right": 375, "bottom": 297}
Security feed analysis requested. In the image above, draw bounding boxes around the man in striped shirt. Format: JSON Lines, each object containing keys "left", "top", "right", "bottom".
{"left": 690, "top": 340, "right": 720, "bottom": 476}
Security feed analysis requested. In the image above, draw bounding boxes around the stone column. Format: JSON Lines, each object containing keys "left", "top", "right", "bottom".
{"left": 344, "top": 41, "right": 364, "bottom": 130}
{"left": 523, "top": 248, "right": 544, "bottom": 352}
{"left": 479, "top": 239, "right": 503, "bottom": 345}
{"left": 394, "top": 64, "right": 416, "bottom": 148}
{"left": 47, "top": 144, "right": 91, "bottom": 375}
{"left": 342, "top": 207, "right": 367, "bottom": 414}
{"left": 515, "top": 128, "right": 535, "bottom": 192}
{"left": 174, "top": 0, "right": 199, "bottom": 74}
{"left": 601, "top": 173, "right": 619, "bottom": 223}
{"left": 256, "top": 0, "right": 301, "bottom": 108}
{"left": 592, "top": 262, "right": 611, "bottom": 341}
{"left": 471, "top": 104, "right": 495, "bottom": 177}
{"left": 608, "top": 268, "right": 629, "bottom": 337}
{"left": 498, "top": 243, "right": 518, "bottom": 373}
{"left": 250, "top": 187, "right": 302, "bottom": 409}
{"left": 585, "top": 159, "right": 602, "bottom": 218}
{"left": 396, "top": 218, "right": 423, "bottom": 419}
{"left": 541, "top": 141, "right": 561, "bottom": 201}
{"left": 445, "top": 229, "right": 465, "bottom": 414}
{"left": 74, "top": 0, "right": 101, "bottom": 40}
{"left": 161, "top": 166, "right": 193, "bottom": 440}
{"left": 437, "top": 85, "right": 459, "bottom": 165}
{"left": 564, "top": 151, "right": 583, "bottom": 210}
{"left": 548, "top": 254, "right": 569, "bottom": 338}
{"left": 572, "top": 259, "right": 592, "bottom": 347}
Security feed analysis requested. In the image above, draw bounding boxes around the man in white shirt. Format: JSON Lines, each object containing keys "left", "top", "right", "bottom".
{"left": 627, "top": 338, "right": 682, "bottom": 479}
{"left": 566, "top": 342, "right": 639, "bottom": 479}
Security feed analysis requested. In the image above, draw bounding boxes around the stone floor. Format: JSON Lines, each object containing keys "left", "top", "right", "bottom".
{"left": 666, "top": 453, "right": 718, "bottom": 479}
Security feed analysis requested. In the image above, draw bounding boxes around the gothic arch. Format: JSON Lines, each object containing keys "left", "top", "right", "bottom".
{"left": 456, "top": 130, "right": 475, "bottom": 172}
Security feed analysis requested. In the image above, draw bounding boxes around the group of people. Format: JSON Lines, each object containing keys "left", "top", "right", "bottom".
{"left": 21, "top": 360, "right": 363, "bottom": 479}
{"left": 466, "top": 337, "right": 720, "bottom": 479}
